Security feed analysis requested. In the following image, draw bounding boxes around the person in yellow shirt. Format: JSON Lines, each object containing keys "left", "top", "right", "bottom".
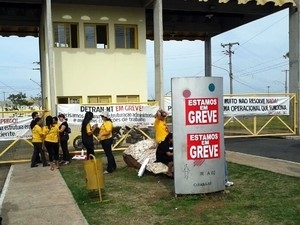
{"left": 98, "top": 111, "right": 116, "bottom": 173}
{"left": 43, "top": 115, "right": 60, "bottom": 171}
{"left": 31, "top": 117, "right": 48, "bottom": 168}
{"left": 154, "top": 109, "right": 169, "bottom": 143}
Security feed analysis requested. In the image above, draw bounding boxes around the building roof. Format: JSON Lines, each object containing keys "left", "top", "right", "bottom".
{"left": 0, "top": 0, "right": 296, "bottom": 40}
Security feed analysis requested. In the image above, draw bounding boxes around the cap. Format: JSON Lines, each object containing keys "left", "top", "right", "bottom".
{"left": 100, "top": 111, "right": 110, "bottom": 118}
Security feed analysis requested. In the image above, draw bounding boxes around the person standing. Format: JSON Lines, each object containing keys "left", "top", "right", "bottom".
{"left": 81, "top": 111, "right": 98, "bottom": 159}
{"left": 30, "top": 117, "right": 48, "bottom": 168}
{"left": 43, "top": 115, "right": 60, "bottom": 171}
{"left": 30, "top": 111, "right": 42, "bottom": 164}
{"left": 154, "top": 109, "right": 169, "bottom": 143}
{"left": 98, "top": 111, "right": 116, "bottom": 173}
{"left": 58, "top": 114, "right": 71, "bottom": 165}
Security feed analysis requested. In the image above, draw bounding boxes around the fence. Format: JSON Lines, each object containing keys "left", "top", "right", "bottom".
{"left": 0, "top": 94, "right": 298, "bottom": 164}
{"left": 223, "top": 93, "right": 297, "bottom": 138}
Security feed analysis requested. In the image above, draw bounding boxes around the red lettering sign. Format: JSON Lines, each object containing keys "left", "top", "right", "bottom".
{"left": 187, "top": 132, "right": 220, "bottom": 160}
{"left": 185, "top": 98, "right": 218, "bottom": 125}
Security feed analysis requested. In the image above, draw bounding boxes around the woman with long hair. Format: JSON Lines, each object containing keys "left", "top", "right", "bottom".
{"left": 43, "top": 115, "right": 60, "bottom": 171}
{"left": 81, "top": 111, "right": 98, "bottom": 159}
{"left": 58, "top": 114, "right": 71, "bottom": 165}
{"left": 98, "top": 111, "right": 116, "bottom": 173}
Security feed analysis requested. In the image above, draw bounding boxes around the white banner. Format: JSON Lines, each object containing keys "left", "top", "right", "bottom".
{"left": 165, "top": 96, "right": 290, "bottom": 116}
{"left": 223, "top": 96, "right": 290, "bottom": 116}
{"left": 0, "top": 117, "right": 32, "bottom": 140}
{"left": 57, "top": 104, "right": 159, "bottom": 127}
{"left": 164, "top": 96, "right": 172, "bottom": 115}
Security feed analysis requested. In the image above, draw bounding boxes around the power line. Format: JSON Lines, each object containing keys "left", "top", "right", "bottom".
{"left": 0, "top": 80, "right": 19, "bottom": 92}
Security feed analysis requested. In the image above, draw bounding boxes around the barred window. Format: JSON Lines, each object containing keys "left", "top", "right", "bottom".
{"left": 115, "top": 25, "right": 138, "bottom": 49}
{"left": 53, "top": 23, "right": 78, "bottom": 48}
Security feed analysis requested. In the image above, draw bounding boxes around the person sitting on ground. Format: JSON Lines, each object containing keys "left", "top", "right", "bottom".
{"left": 154, "top": 109, "right": 169, "bottom": 144}
{"left": 156, "top": 132, "right": 174, "bottom": 178}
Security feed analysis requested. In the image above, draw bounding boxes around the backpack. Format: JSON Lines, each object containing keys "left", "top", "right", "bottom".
{"left": 67, "top": 127, "right": 71, "bottom": 134}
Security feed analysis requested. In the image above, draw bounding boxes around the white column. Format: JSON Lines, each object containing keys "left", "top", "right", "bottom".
{"left": 45, "top": 0, "right": 56, "bottom": 113}
{"left": 289, "top": 4, "right": 300, "bottom": 135}
{"left": 153, "top": 0, "right": 164, "bottom": 109}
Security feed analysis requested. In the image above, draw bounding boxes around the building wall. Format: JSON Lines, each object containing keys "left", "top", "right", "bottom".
{"left": 49, "top": 4, "right": 147, "bottom": 103}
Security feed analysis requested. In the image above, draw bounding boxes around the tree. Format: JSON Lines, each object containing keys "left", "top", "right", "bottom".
{"left": 7, "top": 92, "right": 33, "bottom": 110}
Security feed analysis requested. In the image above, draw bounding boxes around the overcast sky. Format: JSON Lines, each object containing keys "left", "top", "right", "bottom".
{"left": 0, "top": 8, "right": 289, "bottom": 101}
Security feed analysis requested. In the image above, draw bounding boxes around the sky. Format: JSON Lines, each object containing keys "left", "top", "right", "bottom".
{"left": 0, "top": 8, "right": 290, "bottom": 101}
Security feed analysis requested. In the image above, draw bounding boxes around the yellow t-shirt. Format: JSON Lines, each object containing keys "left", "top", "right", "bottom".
{"left": 32, "top": 124, "right": 44, "bottom": 143}
{"left": 86, "top": 124, "right": 92, "bottom": 135}
{"left": 43, "top": 125, "right": 59, "bottom": 143}
{"left": 154, "top": 117, "right": 169, "bottom": 143}
{"left": 99, "top": 121, "right": 113, "bottom": 141}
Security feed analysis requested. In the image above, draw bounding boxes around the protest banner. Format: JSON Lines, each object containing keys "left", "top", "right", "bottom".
{"left": 223, "top": 96, "right": 290, "bottom": 116}
{"left": 57, "top": 104, "right": 159, "bottom": 126}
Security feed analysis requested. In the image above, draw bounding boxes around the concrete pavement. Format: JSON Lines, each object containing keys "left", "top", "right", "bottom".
{"left": 0, "top": 164, "right": 88, "bottom": 225}
{"left": 226, "top": 151, "right": 300, "bottom": 178}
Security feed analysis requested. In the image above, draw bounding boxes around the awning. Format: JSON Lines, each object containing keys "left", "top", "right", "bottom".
{"left": 199, "top": 0, "right": 296, "bottom": 7}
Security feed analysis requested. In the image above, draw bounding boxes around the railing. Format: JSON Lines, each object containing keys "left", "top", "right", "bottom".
{"left": 0, "top": 94, "right": 298, "bottom": 164}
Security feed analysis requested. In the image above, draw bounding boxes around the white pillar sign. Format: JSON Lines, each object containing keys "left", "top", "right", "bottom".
{"left": 172, "top": 77, "right": 225, "bottom": 194}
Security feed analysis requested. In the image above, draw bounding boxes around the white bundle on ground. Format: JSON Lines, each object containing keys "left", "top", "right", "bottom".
{"left": 123, "top": 139, "right": 168, "bottom": 174}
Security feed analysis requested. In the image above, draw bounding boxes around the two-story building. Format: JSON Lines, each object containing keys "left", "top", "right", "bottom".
{"left": 40, "top": 3, "right": 148, "bottom": 106}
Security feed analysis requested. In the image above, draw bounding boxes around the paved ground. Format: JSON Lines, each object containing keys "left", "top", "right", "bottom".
{"left": 0, "top": 164, "right": 88, "bottom": 225}
{"left": 0, "top": 137, "right": 299, "bottom": 225}
{"left": 225, "top": 136, "right": 300, "bottom": 163}
{"left": 226, "top": 151, "right": 300, "bottom": 178}
{"left": 225, "top": 137, "right": 300, "bottom": 178}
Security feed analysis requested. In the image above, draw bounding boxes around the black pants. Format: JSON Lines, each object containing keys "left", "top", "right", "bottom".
{"left": 31, "top": 142, "right": 47, "bottom": 167}
{"left": 100, "top": 138, "right": 116, "bottom": 173}
{"left": 83, "top": 141, "right": 95, "bottom": 159}
{"left": 60, "top": 140, "right": 70, "bottom": 162}
{"left": 45, "top": 141, "right": 59, "bottom": 162}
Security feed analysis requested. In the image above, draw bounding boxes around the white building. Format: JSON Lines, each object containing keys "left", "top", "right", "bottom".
{"left": 40, "top": 3, "right": 147, "bottom": 107}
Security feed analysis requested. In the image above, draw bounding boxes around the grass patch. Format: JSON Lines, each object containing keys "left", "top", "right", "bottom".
{"left": 60, "top": 152, "right": 300, "bottom": 225}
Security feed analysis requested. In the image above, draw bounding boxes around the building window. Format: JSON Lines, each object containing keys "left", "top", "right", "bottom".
{"left": 88, "top": 96, "right": 111, "bottom": 104}
{"left": 115, "top": 25, "right": 138, "bottom": 49}
{"left": 57, "top": 96, "right": 82, "bottom": 104}
{"left": 84, "top": 24, "right": 108, "bottom": 49}
{"left": 53, "top": 23, "right": 78, "bottom": 48}
{"left": 116, "top": 95, "right": 139, "bottom": 103}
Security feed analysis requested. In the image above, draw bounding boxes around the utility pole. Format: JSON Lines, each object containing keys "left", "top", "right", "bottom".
{"left": 221, "top": 42, "right": 239, "bottom": 94}
{"left": 2, "top": 92, "right": 6, "bottom": 117}
{"left": 281, "top": 69, "right": 289, "bottom": 93}
{"left": 267, "top": 85, "right": 270, "bottom": 95}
